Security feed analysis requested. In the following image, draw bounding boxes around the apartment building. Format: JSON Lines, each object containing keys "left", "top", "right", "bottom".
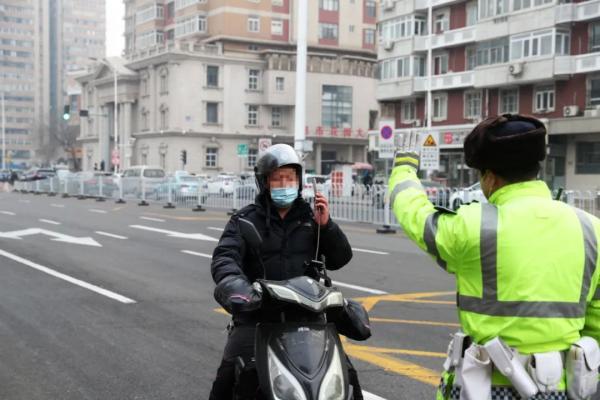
{"left": 77, "top": 0, "right": 379, "bottom": 175}
{"left": 377, "top": 0, "right": 600, "bottom": 190}
{"left": 0, "top": 0, "right": 105, "bottom": 168}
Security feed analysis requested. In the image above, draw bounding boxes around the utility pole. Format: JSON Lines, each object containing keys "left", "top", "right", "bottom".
{"left": 1, "top": 91, "right": 5, "bottom": 170}
{"left": 427, "top": 2, "right": 433, "bottom": 130}
{"left": 294, "top": 0, "right": 308, "bottom": 159}
{"left": 113, "top": 66, "right": 119, "bottom": 173}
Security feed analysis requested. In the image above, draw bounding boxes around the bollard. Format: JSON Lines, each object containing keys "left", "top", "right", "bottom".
{"left": 138, "top": 177, "right": 149, "bottom": 206}
{"left": 376, "top": 192, "right": 396, "bottom": 234}
{"left": 227, "top": 180, "right": 239, "bottom": 216}
{"left": 116, "top": 178, "right": 126, "bottom": 204}
{"left": 97, "top": 175, "right": 105, "bottom": 202}
{"left": 34, "top": 180, "right": 41, "bottom": 195}
{"left": 77, "top": 174, "right": 86, "bottom": 199}
{"left": 62, "top": 177, "right": 70, "bottom": 198}
{"left": 193, "top": 181, "right": 206, "bottom": 212}
{"left": 164, "top": 178, "right": 175, "bottom": 209}
{"left": 48, "top": 177, "right": 56, "bottom": 196}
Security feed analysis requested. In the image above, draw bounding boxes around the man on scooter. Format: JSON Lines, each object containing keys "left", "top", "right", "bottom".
{"left": 209, "top": 143, "right": 362, "bottom": 399}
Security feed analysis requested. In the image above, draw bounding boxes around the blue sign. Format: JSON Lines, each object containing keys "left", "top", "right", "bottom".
{"left": 380, "top": 125, "right": 393, "bottom": 140}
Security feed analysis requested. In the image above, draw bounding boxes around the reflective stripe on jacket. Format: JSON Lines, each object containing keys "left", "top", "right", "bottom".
{"left": 388, "top": 164, "right": 600, "bottom": 354}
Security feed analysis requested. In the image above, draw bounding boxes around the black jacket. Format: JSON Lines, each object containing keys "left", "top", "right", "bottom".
{"left": 211, "top": 195, "right": 353, "bottom": 311}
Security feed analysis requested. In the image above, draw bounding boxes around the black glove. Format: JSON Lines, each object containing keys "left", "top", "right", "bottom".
{"left": 214, "top": 275, "right": 262, "bottom": 315}
{"left": 393, "top": 151, "right": 420, "bottom": 171}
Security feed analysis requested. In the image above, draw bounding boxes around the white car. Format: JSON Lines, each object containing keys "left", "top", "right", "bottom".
{"left": 207, "top": 175, "right": 237, "bottom": 196}
{"left": 449, "top": 182, "right": 487, "bottom": 210}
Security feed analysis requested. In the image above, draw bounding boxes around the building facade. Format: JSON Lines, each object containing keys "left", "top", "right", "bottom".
{"left": 0, "top": 0, "right": 105, "bottom": 169}
{"left": 376, "top": 0, "right": 600, "bottom": 190}
{"left": 76, "top": 0, "right": 379, "bottom": 175}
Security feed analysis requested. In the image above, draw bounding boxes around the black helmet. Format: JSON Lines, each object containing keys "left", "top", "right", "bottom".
{"left": 254, "top": 144, "right": 302, "bottom": 194}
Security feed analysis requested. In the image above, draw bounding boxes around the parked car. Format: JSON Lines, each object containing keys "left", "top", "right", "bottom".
{"left": 120, "top": 166, "right": 166, "bottom": 196}
{"left": 153, "top": 174, "right": 206, "bottom": 201}
{"left": 207, "top": 175, "right": 237, "bottom": 196}
{"left": 0, "top": 169, "right": 11, "bottom": 182}
{"left": 22, "top": 168, "right": 56, "bottom": 181}
{"left": 449, "top": 182, "right": 487, "bottom": 210}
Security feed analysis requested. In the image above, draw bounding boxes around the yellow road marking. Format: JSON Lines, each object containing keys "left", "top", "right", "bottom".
{"left": 370, "top": 317, "right": 459, "bottom": 328}
{"left": 345, "top": 342, "right": 446, "bottom": 359}
{"left": 214, "top": 307, "right": 229, "bottom": 316}
{"left": 355, "top": 291, "right": 455, "bottom": 312}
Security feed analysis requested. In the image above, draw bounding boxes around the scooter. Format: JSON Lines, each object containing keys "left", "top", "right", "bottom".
{"left": 234, "top": 217, "right": 356, "bottom": 400}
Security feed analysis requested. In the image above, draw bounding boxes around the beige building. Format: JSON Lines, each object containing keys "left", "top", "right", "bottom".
{"left": 77, "top": 0, "right": 379, "bottom": 175}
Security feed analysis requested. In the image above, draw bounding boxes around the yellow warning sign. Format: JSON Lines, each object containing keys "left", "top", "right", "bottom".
{"left": 423, "top": 134, "right": 437, "bottom": 147}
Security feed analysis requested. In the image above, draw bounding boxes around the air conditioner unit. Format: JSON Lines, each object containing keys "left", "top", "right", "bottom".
{"left": 383, "top": 40, "right": 394, "bottom": 51}
{"left": 413, "top": 119, "right": 422, "bottom": 127}
{"left": 563, "top": 105, "right": 579, "bottom": 117}
{"left": 508, "top": 62, "right": 524, "bottom": 76}
{"left": 383, "top": 0, "right": 395, "bottom": 11}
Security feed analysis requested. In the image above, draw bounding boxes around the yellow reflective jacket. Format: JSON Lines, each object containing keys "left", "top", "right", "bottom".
{"left": 388, "top": 165, "right": 600, "bottom": 354}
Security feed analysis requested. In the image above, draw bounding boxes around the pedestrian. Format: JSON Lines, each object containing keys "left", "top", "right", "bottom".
{"left": 9, "top": 170, "right": 17, "bottom": 186}
{"left": 209, "top": 143, "right": 364, "bottom": 399}
{"left": 94, "top": 163, "right": 98, "bottom": 171}
{"left": 388, "top": 114, "right": 600, "bottom": 400}
{"left": 99, "top": 160, "right": 105, "bottom": 171}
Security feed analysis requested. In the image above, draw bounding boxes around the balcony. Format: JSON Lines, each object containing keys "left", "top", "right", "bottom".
{"left": 414, "top": 26, "right": 476, "bottom": 52}
{"left": 473, "top": 57, "right": 568, "bottom": 88}
{"left": 556, "top": 0, "right": 600, "bottom": 23}
{"left": 378, "top": 37, "right": 416, "bottom": 60}
{"left": 376, "top": 78, "right": 415, "bottom": 101}
{"left": 555, "top": 53, "right": 600, "bottom": 75}
{"left": 414, "top": 71, "right": 474, "bottom": 92}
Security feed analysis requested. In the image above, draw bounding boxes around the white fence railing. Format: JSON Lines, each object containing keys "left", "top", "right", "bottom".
{"left": 14, "top": 178, "right": 600, "bottom": 224}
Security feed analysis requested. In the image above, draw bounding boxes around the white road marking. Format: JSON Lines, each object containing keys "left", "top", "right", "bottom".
{"left": 39, "top": 219, "right": 61, "bottom": 225}
{"left": 51, "top": 204, "right": 65, "bottom": 208}
{"left": 181, "top": 250, "right": 212, "bottom": 258}
{"left": 140, "top": 216, "right": 165, "bottom": 222}
{"left": 0, "top": 211, "right": 15, "bottom": 216}
{"left": 129, "top": 225, "right": 218, "bottom": 242}
{"left": 331, "top": 280, "right": 388, "bottom": 295}
{"left": 363, "top": 391, "right": 388, "bottom": 400}
{"left": 0, "top": 249, "right": 135, "bottom": 304}
{"left": 95, "top": 231, "right": 128, "bottom": 240}
{"left": 352, "top": 247, "right": 389, "bottom": 255}
{"left": 0, "top": 228, "right": 102, "bottom": 247}
{"left": 207, "top": 227, "right": 224, "bottom": 232}
{"left": 89, "top": 209, "right": 108, "bottom": 214}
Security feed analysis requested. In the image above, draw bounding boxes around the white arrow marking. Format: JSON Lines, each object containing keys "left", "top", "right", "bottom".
{"left": 0, "top": 211, "right": 15, "bottom": 216}
{"left": 0, "top": 228, "right": 102, "bottom": 247}
{"left": 39, "top": 219, "right": 61, "bottom": 225}
{"left": 140, "top": 216, "right": 165, "bottom": 222}
{"left": 95, "top": 231, "right": 128, "bottom": 240}
{"left": 89, "top": 209, "right": 108, "bottom": 214}
{"left": 129, "top": 224, "right": 218, "bottom": 242}
{"left": 0, "top": 249, "right": 135, "bottom": 304}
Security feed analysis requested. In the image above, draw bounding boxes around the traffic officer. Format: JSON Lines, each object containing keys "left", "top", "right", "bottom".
{"left": 388, "top": 114, "right": 600, "bottom": 400}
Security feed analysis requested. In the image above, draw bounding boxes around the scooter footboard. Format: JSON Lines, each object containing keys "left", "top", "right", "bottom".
{"left": 255, "top": 322, "right": 350, "bottom": 400}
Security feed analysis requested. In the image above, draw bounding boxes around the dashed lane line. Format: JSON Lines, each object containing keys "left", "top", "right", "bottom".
{"left": 352, "top": 247, "right": 389, "bottom": 255}
{"left": 207, "top": 227, "right": 224, "bottom": 232}
{"left": 0, "top": 211, "right": 15, "bottom": 216}
{"left": 139, "top": 216, "right": 165, "bottom": 222}
{"left": 95, "top": 231, "right": 128, "bottom": 240}
{"left": 0, "top": 249, "right": 136, "bottom": 304}
{"left": 39, "top": 219, "right": 61, "bottom": 225}
{"left": 331, "top": 280, "right": 388, "bottom": 295}
{"left": 181, "top": 250, "right": 212, "bottom": 258}
{"left": 89, "top": 209, "right": 108, "bottom": 214}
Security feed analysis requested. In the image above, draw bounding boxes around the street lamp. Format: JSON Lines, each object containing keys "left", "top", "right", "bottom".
{"left": 89, "top": 57, "right": 119, "bottom": 173}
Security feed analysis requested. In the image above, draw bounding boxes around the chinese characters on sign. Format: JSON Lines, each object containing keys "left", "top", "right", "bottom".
{"left": 307, "top": 126, "right": 367, "bottom": 138}
{"left": 420, "top": 132, "right": 440, "bottom": 170}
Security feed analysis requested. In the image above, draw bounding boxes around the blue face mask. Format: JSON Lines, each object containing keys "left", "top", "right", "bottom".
{"left": 270, "top": 186, "right": 298, "bottom": 208}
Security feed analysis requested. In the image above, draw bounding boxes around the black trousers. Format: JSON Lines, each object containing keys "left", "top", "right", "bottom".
{"left": 209, "top": 325, "right": 364, "bottom": 400}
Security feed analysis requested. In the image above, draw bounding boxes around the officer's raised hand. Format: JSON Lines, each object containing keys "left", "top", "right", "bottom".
{"left": 394, "top": 131, "right": 421, "bottom": 172}
{"left": 314, "top": 192, "right": 330, "bottom": 226}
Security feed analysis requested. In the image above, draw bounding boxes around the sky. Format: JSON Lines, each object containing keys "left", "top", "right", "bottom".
{"left": 106, "top": 0, "right": 125, "bottom": 57}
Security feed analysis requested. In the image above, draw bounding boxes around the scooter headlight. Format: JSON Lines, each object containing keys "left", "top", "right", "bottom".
{"left": 318, "top": 345, "right": 345, "bottom": 400}
{"left": 268, "top": 347, "right": 307, "bottom": 400}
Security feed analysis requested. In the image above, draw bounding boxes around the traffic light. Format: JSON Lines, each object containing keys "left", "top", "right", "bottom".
{"left": 62, "top": 105, "right": 70, "bottom": 121}
{"left": 181, "top": 150, "right": 187, "bottom": 165}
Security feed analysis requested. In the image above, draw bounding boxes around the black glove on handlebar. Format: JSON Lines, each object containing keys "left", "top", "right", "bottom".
{"left": 214, "top": 275, "right": 262, "bottom": 315}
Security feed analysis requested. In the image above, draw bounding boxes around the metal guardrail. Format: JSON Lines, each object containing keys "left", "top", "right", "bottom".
{"left": 13, "top": 178, "right": 600, "bottom": 224}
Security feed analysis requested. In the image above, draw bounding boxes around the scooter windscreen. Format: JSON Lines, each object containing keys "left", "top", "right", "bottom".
{"left": 256, "top": 323, "right": 349, "bottom": 400}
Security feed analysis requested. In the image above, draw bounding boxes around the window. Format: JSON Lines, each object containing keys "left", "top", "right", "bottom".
{"left": 159, "top": 69, "right": 168, "bottom": 93}
{"left": 160, "top": 106, "right": 169, "bottom": 129}
{"left": 141, "top": 109, "right": 149, "bottom": 130}
{"left": 467, "top": 47, "right": 477, "bottom": 70}
{"left": 500, "top": 88, "right": 519, "bottom": 114}
{"left": 141, "top": 75, "right": 149, "bottom": 95}
{"left": 205, "top": 148, "right": 217, "bottom": 167}
{"left": 433, "top": 54, "right": 448, "bottom": 75}
{"left": 366, "top": 0, "right": 376, "bottom": 18}
{"left": 175, "top": 0, "right": 205, "bottom": 11}
{"left": 576, "top": 142, "right": 600, "bottom": 174}
{"left": 271, "top": 106, "right": 282, "bottom": 127}
{"left": 396, "top": 57, "right": 411, "bottom": 77}
{"left": 175, "top": 15, "right": 207, "bottom": 37}
{"left": 166, "top": 2, "right": 174, "bottom": 18}
{"left": 401, "top": 101, "right": 416, "bottom": 122}
{"left": 475, "top": 38, "right": 509, "bottom": 67}
{"left": 136, "top": 4, "right": 164, "bottom": 24}
{"left": 247, "top": 105, "right": 259, "bottom": 126}
{"left": 275, "top": 77, "right": 284, "bottom": 91}
{"left": 413, "top": 56, "right": 426, "bottom": 76}
{"left": 248, "top": 149, "right": 258, "bottom": 167}
{"left": 349, "top": 25, "right": 355, "bottom": 33}
{"left": 435, "top": 13, "right": 449, "bottom": 34}
{"left": 248, "top": 69, "right": 260, "bottom": 90}
{"left": 590, "top": 77, "right": 600, "bottom": 106}
{"left": 591, "top": 22, "right": 600, "bottom": 53}
{"left": 534, "top": 85, "right": 555, "bottom": 112}
{"left": 555, "top": 31, "right": 570, "bottom": 56}
{"left": 464, "top": 91, "right": 482, "bottom": 119}
{"left": 364, "top": 29, "right": 375, "bottom": 45}
{"left": 380, "top": 15, "right": 426, "bottom": 41}
{"left": 479, "top": 0, "right": 508, "bottom": 19}
{"left": 135, "top": 30, "right": 164, "bottom": 48}
{"left": 513, "top": 0, "right": 552, "bottom": 11}
{"left": 207, "top": 65, "right": 219, "bottom": 87}
{"left": 248, "top": 16, "right": 260, "bottom": 32}
{"left": 511, "top": 30, "right": 555, "bottom": 60}
{"left": 322, "top": 85, "right": 352, "bottom": 128}
{"left": 319, "top": 0, "right": 339, "bottom": 11}
{"left": 271, "top": 19, "right": 283, "bottom": 35}
{"left": 319, "top": 23, "right": 338, "bottom": 40}
{"left": 206, "top": 102, "right": 219, "bottom": 124}
{"left": 432, "top": 93, "right": 447, "bottom": 121}
{"left": 467, "top": 1, "right": 478, "bottom": 26}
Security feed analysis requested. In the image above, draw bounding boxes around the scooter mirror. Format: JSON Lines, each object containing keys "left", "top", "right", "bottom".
{"left": 238, "top": 218, "right": 263, "bottom": 248}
